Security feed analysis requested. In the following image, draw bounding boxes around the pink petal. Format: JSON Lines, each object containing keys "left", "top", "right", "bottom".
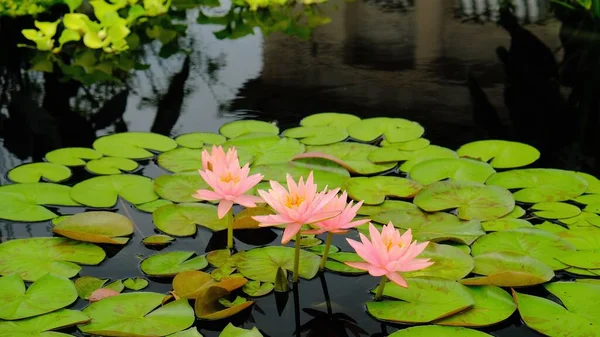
{"left": 386, "top": 272, "right": 408, "bottom": 288}
{"left": 344, "top": 261, "right": 371, "bottom": 271}
{"left": 254, "top": 214, "right": 291, "bottom": 226}
{"left": 396, "top": 259, "right": 435, "bottom": 272}
{"left": 233, "top": 194, "right": 264, "bottom": 207}
{"left": 340, "top": 218, "right": 371, "bottom": 229}
{"left": 192, "top": 189, "right": 223, "bottom": 201}
{"left": 89, "top": 288, "right": 120, "bottom": 302}
{"left": 217, "top": 200, "right": 234, "bottom": 219}
{"left": 281, "top": 223, "right": 303, "bottom": 244}
{"left": 366, "top": 265, "right": 388, "bottom": 277}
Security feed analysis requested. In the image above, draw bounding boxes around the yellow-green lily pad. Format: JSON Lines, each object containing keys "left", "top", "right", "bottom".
{"left": 175, "top": 132, "right": 226, "bottom": 149}
{"left": 154, "top": 171, "right": 209, "bottom": 203}
{"left": 251, "top": 158, "right": 350, "bottom": 190}
{"left": 531, "top": 201, "right": 581, "bottom": 219}
{"left": 242, "top": 280, "right": 274, "bottom": 297}
{"left": 389, "top": 326, "right": 492, "bottom": 337}
{"left": 346, "top": 117, "right": 424, "bottom": 143}
{"left": 408, "top": 158, "right": 496, "bottom": 185}
{"left": 556, "top": 251, "right": 600, "bottom": 269}
{"left": 368, "top": 145, "right": 457, "bottom": 172}
{"left": 300, "top": 112, "right": 360, "bottom": 128}
{"left": 403, "top": 243, "right": 474, "bottom": 281}
{"left": 142, "top": 234, "right": 175, "bottom": 246}
{"left": 0, "top": 309, "right": 90, "bottom": 337}
{"left": 282, "top": 126, "right": 347, "bottom": 145}
{"left": 8, "top": 162, "right": 72, "bottom": 183}
{"left": 52, "top": 211, "right": 133, "bottom": 245}
{"left": 93, "top": 132, "right": 178, "bottom": 159}
{"left": 70, "top": 174, "right": 158, "bottom": 207}
{"left": 45, "top": 147, "right": 102, "bottom": 166}
{"left": 136, "top": 199, "right": 174, "bottom": 213}
{"left": 456, "top": 140, "right": 540, "bottom": 168}
{"left": 219, "top": 120, "right": 279, "bottom": 138}
{"left": 124, "top": 278, "right": 149, "bottom": 291}
{"left": 236, "top": 246, "right": 320, "bottom": 283}
{"left": 0, "top": 183, "right": 79, "bottom": 221}
{"left": 224, "top": 137, "right": 304, "bottom": 166}
{"left": 141, "top": 251, "right": 208, "bottom": 277}
{"left": 85, "top": 157, "right": 139, "bottom": 175}
{"left": 380, "top": 138, "right": 430, "bottom": 150}
{"left": 343, "top": 176, "right": 422, "bottom": 205}
{"left": 152, "top": 203, "right": 230, "bottom": 236}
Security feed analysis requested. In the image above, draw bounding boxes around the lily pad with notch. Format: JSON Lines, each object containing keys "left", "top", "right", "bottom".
{"left": 236, "top": 246, "right": 320, "bottom": 283}
{"left": 368, "top": 145, "right": 457, "bottom": 173}
{"left": 537, "top": 222, "right": 600, "bottom": 251}
{"left": 282, "top": 126, "right": 347, "bottom": 145}
{"left": 324, "top": 252, "right": 367, "bottom": 275}
{"left": 358, "top": 200, "right": 417, "bottom": 216}
{"left": 576, "top": 172, "right": 600, "bottom": 194}
{"left": 389, "top": 326, "right": 493, "bottom": 337}
{"left": 8, "top": 162, "right": 72, "bottom": 183}
{"left": 544, "top": 281, "right": 600, "bottom": 324}
{"left": 143, "top": 234, "right": 175, "bottom": 246}
{"left": 556, "top": 251, "right": 600, "bottom": 269}
{"left": 402, "top": 243, "right": 474, "bottom": 281}
{"left": 0, "top": 309, "right": 90, "bottom": 337}
{"left": 0, "top": 182, "right": 80, "bottom": 221}
{"left": 531, "top": 201, "right": 581, "bottom": 219}
{"left": 85, "top": 157, "right": 139, "bottom": 175}
{"left": 251, "top": 158, "right": 350, "bottom": 190}
{"left": 219, "top": 120, "right": 279, "bottom": 138}
{"left": 154, "top": 171, "right": 209, "bottom": 203}
{"left": 176, "top": 132, "right": 226, "bottom": 149}
{"left": 136, "top": 199, "right": 174, "bottom": 213}
{"left": 153, "top": 203, "right": 230, "bottom": 236}
{"left": 481, "top": 218, "right": 533, "bottom": 232}
{"left": 408, "top": 158, "right": 496, "bottom": 185}
{"left": 93, "top": 132, "right": 178, "bottom": 159}
{"left": 456, "top": 140, "right": 540, "bottom": 169}
{"left": 219, "top": 323, "right": 263, "bottom": 337}
{"left": 343, "top": 176, "right": 422, "bottom": 205}
{"left": 52, "top": 211, "right": 133, "bottom": 245}
{"left": 70, "top": 174, "right": 158, "bottom": 207}
{"left": 242, "top": 280, "right": 274, "bottom": 297}
{"left": 124, "top": 278, "right": 149, "bottom": 291}
{"left": 559, "top": 211, "right": 600, "bottom": 228}
{"left": 45, "top": 147, "right": 102, "bottom": 166}
{"left": 158, "top": 147, "right": 254, "bottom": 173}
{"left": 75, "top": 276, "right": 110, "bottom": 299}
{"left": 141, "top": 251, "right": 208, "bottom": 277}
{"left": 223, "top": 136, "right": 305, "bottom": 166}
{"left": 380, "top": 138, "right": 430, "bottom": 150}
{"left": 195, "top": 277, "right": 253, "bottom": 320}
{"left": 346, "top": 117, "right": 425, "bottom": 143}
{"left": 299, "top": 112, "right": 361, "bottom": 128}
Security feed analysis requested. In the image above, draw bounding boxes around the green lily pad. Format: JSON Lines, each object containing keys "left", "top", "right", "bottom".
{"left": 531, "top": 202, "right": 581, "bottom": 219}
{"left": 366, "top": 277, "right": 474, "bottom": 324}
{"left": 75, "top": 276, "right": 109, "bottom": 299}
{"left": 124, "top": 278, "right": 149, "bottom": 290}
{"left": 195, "top": 277, "right": 253, "bottom": 320}
{"left": 282, "top": 126, "right": 347, "bottom": 145}
{"left": 141, "top": 251, "right": 208, "bottom": 277}
{"left": 368, "top": 145, "right": 457, "bottom": 172}
{"left": 45, "top": 147, "right": 102, "bottom": 166}
{"left": 346, "top": 117, "right": 424, "bottom": 143}
{"left": 486, "top": 169, "right": 588, "bottom": 203}
{"left": 242, "top": 280, "right": 274, "bottom": 297}
{"left": 105, "top": 279, "right": 124, "bottom": 293}
{"left": 577, "top": 278, "right": 600, "bottom": 284}
{"left": 389, "top": 326, "right": 492, "bottom": 337}
{"left": 169, "top": 327, "right": 204, "bottom": 336}
{"left": 408, "top": 158, "right": 496, "bottom": 185}
{"left": 71, "top": 174, "right": 158, "bottom": 207}
{"left": 79, "top": 293, "right": 195, "bottom": 336}
{"left": 402, "top": 243, "right": 474, "bottom": 281}
{"left": 413, "top": 181, "right": 515, "bottom": 221}
{"left": 0, "top": 309, "right": 90, "bottom": 337}
{"left": 577, "top": 172, "right": 600, "bottom": 194}
{"left": 251, "top": 158, "right": 350, "bottom": 190}
{"left": 537, "top": 222, "right": 600, "bottom": 251}
{"left": 503, "top": 205, "right": 526, "bottom": 218}
{"left": 380, "top": 138, "right": 430, "bottom": 150}
{"left": 219, "top": 323, "right": 263, "bottom": 337}
{"left": 175, "top": 132, "right": 226, "bottom": 148}
{"left": 154, "top": 172, "right": 209, "bottom": 203}
{"left": 358, "top": 200, "right": 417, "bottom": 215}
{"left": 456, "top": 140, "right": 540, "bottom": 168}
{"left": 142, "top": 234, "right": 175, "bottom": 246}
{"left": 556, "top": 251, "right": 600, "bottom": 269}
{"left": 0, "top": 273, "right": 77, "bottom": 320}
{"left": 153, "top": 203, "right": 230, "bottom": 236}
{"left": 136, "top": 199, "right": 174, "bottom": 213}
{"left": 481, "top": 219, "right": 533, "bottom": 232}
{"left": 572, "top": 194, "right": 600, "bottom": 205}
{"left": 236, "top": 246, "right": 320, "bottom": 283}
{"left": 545, "top": 281, "right": 600, "bottom": 324}
{"left": 0, "top": 183, "right": 79, "bottom": 221}
{"left": 300, "top": 112, "right": 361, "bottom": 128}
{"left": 436, "top": 285, "right": 516, "bottom": 327}
{"left": 461, "top": 251, "right": 554, "bottom": 287}
{"left": 343, "top": 176, "right": 422, "bottom": 205}
{"left": 471, "top": 227, "right": 575, "bottom": 270}
{"left": 560, "top": 211, "right": 600, "bottom": 228}
{"left": 52, "top": 211, "right": 133, "bottom": 245}
{"left": 370, "top": 203, "right": 453, "bottom": 226}
{"left": 295, "top": 142, "right": 397, "bottom": 175}
{"left": 157, "top": 148, "right": 204, "bottom": 173}
{"left": 307, "top": 244, "right": 340, "bottom": 255}
{"left": 224, "top": 137, "right": 304, "bottom": 166}
{"left": 8, "top": 162, "right": 72, "bottom": 183}
{"left": 324, "top": 252, "right": 368, "bottom": 275}
{"left": 93, "top": 132, "right": 178, "bottom": 159}
{"left": 512, "top": 290, "right": 600, "bottom": 337}
{"left": 219, "top": 120, "right": 279, "bottom": 138}
{"left": 85, "top": 157, "right": 139, "bottom": 175}
{"left": 0, "top": 237, "right": 106, "bottom": 281}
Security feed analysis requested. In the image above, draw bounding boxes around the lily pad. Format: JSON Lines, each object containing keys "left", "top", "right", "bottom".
{"left": 136, "top": 199, "right": 174, "bottom": 213}
{"left": 93, "top": 132, "right": 178, "bottom": 159}
{"left": 0, "top": 237, "right": 106, "bottom": 281}
{"left": 224, "top": 137, "right": 304, "bottom": 166}
{"left": 560, "top": 211, "right": 600, "bottom": 228}
{"left": 0, "top": 273, "right": 78, "bottom": 320}
{"left": 0, "top": 183, "right": 79, "bottom": 221}
{"left": 219, "top": 120, "right": 279, "bottom": 138}
{"left": 141, "top": 251, "right": 208, "bottom": 277}
{"left": 346, "top": 117, "right": 424, "bottom": 143}
{"left": 105, "top": 279, "right": 124, "bottom": 293}
{"left": 0, "top": 309, "right": 90, "bottom": 337}
{"left": 486, "top": 169, "right": 588, "bottom": 203}
{"left": 158, "top": 148, "right": 204, "bottom": 173}
{"left": 195, "top": 278, "right": 253, "bottom": 320}
{"left": 366, "top": 277, "right": 474, "bottom": 324}
{"left": 577, "top": 172, "right": 600, "bottom": 194}
{"left": 481, "top": 219, "right": 533, "bottom": 232}
{"left": 124, "top": 278, "right": 149, "bottom": 290}
{"left": 531, "top": 201, "right": 581, "bottom": 219}
{"left": 52, "top": 211, "right": 133, "bottom": 245}
{"left": 176, "top": 132, "right": 226, "bottom": 148}
{"left": 251, "top": 158, "right": 350, "bottom": 189}
{"left": 299, "top": 112, "right": 361, "bottom": 128}
{"left": 170, "top": 327, "right": 204, "bottom": 336}
{"left": 282, "top": 126, "right": 347, "bottom": 145}
{"left": 236, "top": 246, "right": 321, "bottom": 283}
{"left": 368, "top": 145, "right": 457, "bottom": 172}
{"left": 154, "top": 172, "right": 209, "bottom": 203}
{"left": 172, "top": 271, "right": 214, "bottom": 299}
{"left": 408, "top": 158, "right": 496, "bottom": 185}
{"left": 242, "top": 280, "right": 274, "bottom": 297}
{"left": 295, "top": 142, "right": 397, "bottom": 175}
{"left": 358, "top": 200, "right": 417, "bottom": 215}
{"left": 8, "top": 162, "right": 72, "bottom": 183}
{"left": 503, "top": 205, "right": 526, "bottom": 219}
{"left": 232, "top": 206, "right": 275, "bottom": 229}
{"left": 537, "top": 222, "right": 600, "bottom": 251}
{"left": 556, "top": 251, "right": 600, "bottom": 269}
{"left": 389, "top": 326, "right": 492, "bottom": 337}
{"left": 79, "top": 292, "right": 195, "bottom": 336}
{"left": 45, "top": 147, "right": 102, "bottom": 166}
{"left": 325, "top": 252, "right": 368, "bottom": 275}
{"left": 456, "top": 140, "right": 540, "bottom": 168}
{"left": 75, "top": 276, "right": 109, "bottom": 299}
{"left": 343, "top": 176, "right": 422, "bottom": 205}
{"left": 219, "top": 323, "right": 263, "bottom": 337}
{"left": 545, "top": 281, "right": 600, "bottom": 324}
{"left": 380, "top": 138, "right": 430, "bottom": 150}
{"left": 86, "top": 157, "right": 139, "bottom": 175}
{"left": 436, "top": 285, "right": 516, "bottom": 327}
{"left": 402, "top": 243, "right": 474, "bottom": 281}
{"left": 143, "top": 234, "right": 175, "bottom": 246}
{"left": 413, "top": 181, "right": 515, "bottom": 221}
{"left": 153, "top": 203, "right": 230, "bottom": 236}
{"left": 71, "top": 174, "right": 158, "bottom": 207}
{"left": 461, "top": 251, "right": 554, "bottom": 287}
{"left": 512, "top": 290, "right": 600, "bottom": 337}
{"left": 471, "top": 227, "right": 575, "bottom": 270}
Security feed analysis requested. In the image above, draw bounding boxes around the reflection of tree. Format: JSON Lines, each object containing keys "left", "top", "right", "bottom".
{"left": 458, "top": 0, "right": 550, "bottom": 23}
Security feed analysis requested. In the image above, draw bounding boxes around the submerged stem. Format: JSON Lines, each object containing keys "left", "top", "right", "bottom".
{"left": 319, "top": 232, "right": 333, "bottom": 271}
{"left": 226, "top": 208, "right": 234, "bottom": 249}
{"left": 374, "top": 275, "right": 387, "bottom": 301}
{"left": 293, "top": 232, "right": 301, "bottom": 282}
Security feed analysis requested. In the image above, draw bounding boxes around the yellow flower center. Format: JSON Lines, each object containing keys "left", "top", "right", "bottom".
{"left": 383, "top": 237, "right": 401, "bottom": 251}
{"left": 220, "top": 173, "right": 239, "bottom": 183}
{"left": 285, "top": 193, "right": 305, "bottom": 208}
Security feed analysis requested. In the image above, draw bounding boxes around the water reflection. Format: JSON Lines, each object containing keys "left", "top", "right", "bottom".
{"left": 459, "top": 0, "right": 550, "bottom": 23}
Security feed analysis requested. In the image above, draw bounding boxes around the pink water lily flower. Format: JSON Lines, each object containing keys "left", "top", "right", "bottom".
{"left": 252, "top": 172, "right": 340, "bottom": 244}
{"left": 303, "top": 191, "right": 370, "bottom": 235}
{"left": 346, "top": 222, "right": 433, "bottom": 288}
{"left": 192, "top": 145, "right": 264, "bottom": 218}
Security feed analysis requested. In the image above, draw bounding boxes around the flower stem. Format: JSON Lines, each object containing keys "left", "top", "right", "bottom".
{"left": 375, "top": 275, "right": 387, "bottom": 301}
{"left": 293, "top": 232, "right": 301, "bottom": 283}
{"left": 319, "top": 232, "right": 333, "bottom": 271}
{"left": 226, "top": 208, "right": 234, "bottom": 249}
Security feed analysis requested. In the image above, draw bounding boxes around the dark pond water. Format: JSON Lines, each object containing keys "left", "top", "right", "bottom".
{"left": 1, "top": 0, "right": 600, "bottom": 336}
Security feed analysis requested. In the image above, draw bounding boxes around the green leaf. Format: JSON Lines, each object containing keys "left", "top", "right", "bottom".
{"left": 538, "top": 222, "right": 600, "bottom": 250}
{"left": 346, "top": 117, "right": 424, "bottom": 143}
{"left": 93, "top": 132, "right": 178, "bottom": 159}
{"left": 236, "top": 246, "right": 320, "bottom": 283}
{"left": 86, "top": 157, "right": 139, "bottom": 175}
{"left": 300, "top": 112, "right": 361, "bottom": 128}
{"left": 219, "top": 120, "right": 279, "bottom": 138}
{"left": 34, "top": 20, "right": 60, "bottom": 38}
{"left": 142, "top": 234, "right": 175, "bottom": 246}
{"left": 79, "top": 293, "right": 195, "bottom": 336}
{"left": 70, "top": 174, "right": 158, "bottom": 207}
{"left": 556, "top": 251, "right": 600, "bottom": 269}
{"left": 176, "top": 132, "right": 226, "bottom": 148}
{"left": 64, "top": 0, "right": 84, "bottom": 11}
{"left": 413, "top": 181, "right": 515, "bottom": 221}
{"left": 45, "top": 147, "right": 102, "bottom": 166}
{"left": 576, "top": 172, "right": 600, "bottom": 194}
{"left": 403, "top": 243, "right": 474, "bottom": 281}
{"left": 58, "top": 29, "right": 81, "bottom": 47}
{"left": 194, "top": 278, "right": 253, "bottom": 320}
{"left": 8, "top": 162, "right": 72, "bottom": 183}
{"left": 141, "top": 251, "right": 208, "bottom": 277}
{"left": 325, "top": 252, "right": 368, "bottom": 274}
{"left": 0, "top": 309, "right": 90, "bottom": 337}
{"left": 105, "top": 279, "right": 125, "bottom": 293}
{"left": 0, "top": 237, "right": 105, "bottom": 281}
{"left": 367, "top": 277, "right": 474, "bottom": 324}
{"left": 380, "top": 138, "right": 430, "bottom": 150}
{"left": 223, "top": 137, "right": 304, "bottom": 166}
{"left": 368, "top": 145, "right": 457, "bottom": 173}
{"left": 124, "top": 278, "right": 149, "bottom": 290}
{"left": 481, "top": 219, "right": 533, "bottom": 232}
{"left": 52, "top": 211, "right": 133, "bottom": 245}
{"left": 169, "top": 327, "right": 204, "bottom": 337}
{"left": 389, "top": 326, "right": 492, "bottom": 337}
{"left": 283, "top": 125, "right": 348, "bottom": 145}
{"left": 219, "top": 323, "right": 263, "bottom": 337}
{"left": 0, "top": 274, "right": 77, "bottom": 320}
{"left": 136, "top": 199, "right": 174, "bottom": 213}
{"left": 127, "top": 4, "right": 147, "bottom": 23}
{"left": 75, "top": 276, "right": 108, "bottom": 299}
{"left": 158, "top": 148, "right": 211, "bottom": 173}
{"left": 531, "top": 201, "right": 581, "bottom": 219}
{"left": 251, "top": 158, "right": 350, "bottom": 190}
{"left": 408, "top": 158, "right": 496, "bottom": 185}
{"left": 152, "top": 203, "right": 230, "bottom": 236}
{"left": 486, "top": 168, "right": 588, "bottom": 203}
{"left": 242, "top": 280, "right": 274, "bottom": 297}
{"left": 545, "top": 281, "right": 600, "bottom": 324}
{"left": 342, "top": 176, "right": 422, "bottom": 205}
{"left": 456, "top": 140, "right": 540, "bottom": 169}
{"left": 154, "top": 171, "right": 209, "bottom": 202}
{"left": 0, "top": 183, "right": 79, "bottom": 221}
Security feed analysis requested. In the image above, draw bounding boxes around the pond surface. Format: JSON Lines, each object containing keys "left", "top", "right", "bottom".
{"left": 1, "top": 0, "right": 599, "bottom": 336}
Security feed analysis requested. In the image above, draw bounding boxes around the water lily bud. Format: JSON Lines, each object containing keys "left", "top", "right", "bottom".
{"left": 98, "top": 30, "right": 107, "bottom": 40}
{"left": 89, "top": 288, "right": 120, "bottom": 302}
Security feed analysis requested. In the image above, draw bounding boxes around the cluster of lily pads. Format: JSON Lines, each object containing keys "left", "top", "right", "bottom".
{"left": 2, "top": 112, "right": 600, "bottom": 336}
